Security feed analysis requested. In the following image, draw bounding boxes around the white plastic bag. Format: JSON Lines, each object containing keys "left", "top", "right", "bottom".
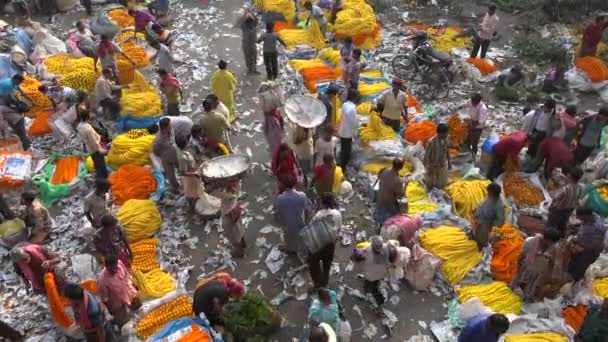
{"left": 338, "top": 319, "right": 352, "bottom": 342}
{"left": 404, "top": 141, "right": 425, "bottom": 161}
{"left": 457, "top": 298, "right": 492, "bottom": 321}
{"left": 405, "top": 244, "right": 441, "bottom": 290}
{"left": 566, "top": 68, "right": 594, "bottom": 92}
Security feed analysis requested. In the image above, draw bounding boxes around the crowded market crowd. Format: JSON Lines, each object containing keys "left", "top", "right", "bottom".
{"left": 0, "top": 0, "right": 608, "bottom": 341}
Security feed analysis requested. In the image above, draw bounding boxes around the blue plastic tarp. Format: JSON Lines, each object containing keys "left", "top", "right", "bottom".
{"left": 150, "top": 169, "right": 166, "bottom": 201}
{"left": 117, "top": 113, "right": 162, "bottom": 133}
{"left": 150, "top": 317, "right": 222, "bottom": 342}
{"left": 14, "top": 30, "right": 32, "bottom": 55}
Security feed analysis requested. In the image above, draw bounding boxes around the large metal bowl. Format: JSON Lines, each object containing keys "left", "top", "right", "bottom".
{"left": 283, "top": 95, "right": 327, "bottom": 128}
{"left": 200, "top": 154, "right": 251, "bottom": 180}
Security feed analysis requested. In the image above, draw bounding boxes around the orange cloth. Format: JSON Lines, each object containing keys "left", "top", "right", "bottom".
{"left": 108, "top": 164, "right": 156, "bottom": 205}
{"left": 299, "top": 65, "right": 339, "bottom": 92}
{"left": 403, "top": 120, "right": 437, "bottom": 144}
{"left": 272, "top": 21, "right": 298, "bottom": 32}
{"left": 466, "top": 58, "right": 497, "bottom": 76}
{"left": 562, "top": 305, "right": 588, "bottom": 333}
{"left": 27, "top": 112, "right": 53, "bottom": 137}
{"left": 50, "top": 156, "right": 81, "bottom": 185}
{"left": 491, "top": 224, "right": 524, "bottom": 283}
{"left": 45, "top": 272, "right": 74, "bottom": 328}
{"left": 176, "top": 324, "right": 211, "bottom": 342}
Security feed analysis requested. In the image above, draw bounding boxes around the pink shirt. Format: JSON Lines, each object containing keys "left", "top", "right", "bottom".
{"left": 97, "top": 260, "right": 137, "bottom": 309}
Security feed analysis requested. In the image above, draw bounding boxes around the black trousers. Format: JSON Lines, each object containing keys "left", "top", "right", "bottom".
{"left": 0, "top": 320, "right": 23, "bottom": 341}
{"left": 486, "top": 152, "right": 506, "bottom": 181}
{"left": 80, "top": 0, "right": 92, "bottom": 15}
{"left": 363, "top": 279, "right": 384, "bottom": 306}
{"left": 167, "top": 102, "right": 180, "bottom": 116}
{"left": 263, "top": 52, "right": 279, "bottom": 80}
{"left": 91, "top": 151, "right": 108, "bottom": 179}
{"left": 308, "top": 243, "right": 335, "bottom": 288}
{"left": 382, "top": 117, "right": 401, "bottom": 132}
{"left": 574, "top": 144, "right": 594, "bottom": 165}
{"left": 526, "top": 130, "right": 546, "bottom": 158}
{"left": 9, "top": 117, "right": 31, "bottom": 151}
{"left": 471, "top": 37, "right": 491, "bottom": 59}
{"left": 546, "top": 207, "right": 574, "bottom": 235}
{"left": 339, "top": 137, "right": 352, "bottom": 171}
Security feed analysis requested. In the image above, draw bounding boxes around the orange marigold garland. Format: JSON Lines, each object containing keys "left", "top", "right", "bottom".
{"left": 50, "top": 156, "right": 81, "bottom": 185}
{"left": 403, "top": 120, "right": 437, "bottom": 144}
{"left": 108, "top": 164, "right": 157, "bottom": 205}
{"left": 447, "top": 114, "right": 468, "bottom": 148}
{"left": 504, "top": 173, "right": 545, "bottom": 206}
{"left": 575, "top": 57, "right": 608, "bottom": 82}
{"left": 108, "top": 9, "right": 135, "bottom": 28}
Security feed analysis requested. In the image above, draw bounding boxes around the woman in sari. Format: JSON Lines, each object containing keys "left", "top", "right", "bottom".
{"left": 11, "top": 243, "right": 63, "bottom": 294}
{"left": 258, "top": 81, "right": 285, "bottom": 153}
{"left": 210, "top": 60, "right": 238, "bottom": 122}
{"left": 511, "top": 228, "right": 571, "bottom": 302}
{"left": 271, "top": 143, "right": 300, "bottom": 193}
{"left": 176, "top": 137, "right": 201, "bottom": 212}
{"left": 94, "top": 214, "right": 132, "bottom": 269}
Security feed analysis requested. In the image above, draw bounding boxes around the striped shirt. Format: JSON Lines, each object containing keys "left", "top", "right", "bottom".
{"left": 576, "top": 214, "right": 607, "bottom": 252}
{"left": 550, "top": 182, "right": 582, "bottom": 210}
{"left": 424, "top": 136, "right": 449, "bottom": 167}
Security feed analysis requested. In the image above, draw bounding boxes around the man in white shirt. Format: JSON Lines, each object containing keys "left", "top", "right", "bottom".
{"left": 76, "top": 110, "right": 107, "bottom": 179}
{"left": 304, "top": 2, "right": 328, "bottom": 37}
{"left": 94, "top": 68, "right": 127, "bottom": 119}
{"left": 151, "top": 40, "right": 176, "bottom": 75}
{"left": 522, "top": 98, "right": 557, "bottom": 157}
{"left": 467, "top": 93, "right": 488, "bottom": 159}
{"left": 471, "top": 5, "right": 498, "bottom": 59}
{"left": 338, "top": 88, "right": 359, "bottom": 172}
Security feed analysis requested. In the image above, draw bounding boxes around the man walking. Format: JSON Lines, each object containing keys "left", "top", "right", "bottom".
{"left": 338, "top": 89, "right": 359, "bottom": 172}
{"left": 471, "top": 5, "right": 499, "bottom": 59}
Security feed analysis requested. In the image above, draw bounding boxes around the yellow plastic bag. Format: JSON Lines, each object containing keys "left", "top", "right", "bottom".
{"left": 456, "top": 281, "right": 523, "bottom": 314}
{"left": 332, "top": 166, "right": 343, "bottom": 194}
{"left": 419, "top": 226, "right": 482, "bottom": 285}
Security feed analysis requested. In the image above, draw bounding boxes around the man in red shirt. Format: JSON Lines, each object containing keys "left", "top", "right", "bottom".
{"left": 527, "top": 136, "right": 573, "bottom": 179}
{"left": 581, "top": 16, "right": 608, "bottom": 57}
{"left": 487, "top": 131, "right": 527, "bottom": 180}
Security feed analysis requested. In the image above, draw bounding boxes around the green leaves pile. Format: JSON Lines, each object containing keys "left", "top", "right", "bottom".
{"left": 222, "top": 292, "right": 281, "bottom": 342}
{"left": 512, "top": 32, "right": 568, "bottom": 66}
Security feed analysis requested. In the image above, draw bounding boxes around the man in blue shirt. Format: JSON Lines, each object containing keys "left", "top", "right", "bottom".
{"left": 0, "top": 74, "right": 28, "bottom": 100}
{"left": 0, "top": 74, "right": 32, "bottom": 150}
{"left": 459, "top": 314, "right": 510, "bottom": 342}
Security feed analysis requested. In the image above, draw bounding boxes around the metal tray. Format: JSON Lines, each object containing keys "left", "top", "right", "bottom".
{"left": 200, "top": 154, "right": 251, "bottom": 179}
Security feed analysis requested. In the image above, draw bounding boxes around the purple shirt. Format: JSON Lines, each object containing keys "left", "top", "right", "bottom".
{"left": 133, "top": 10, "right": 155, "bottom": 28}
{"left": 458, "top": 315, "right": 499, "bottom": 342}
